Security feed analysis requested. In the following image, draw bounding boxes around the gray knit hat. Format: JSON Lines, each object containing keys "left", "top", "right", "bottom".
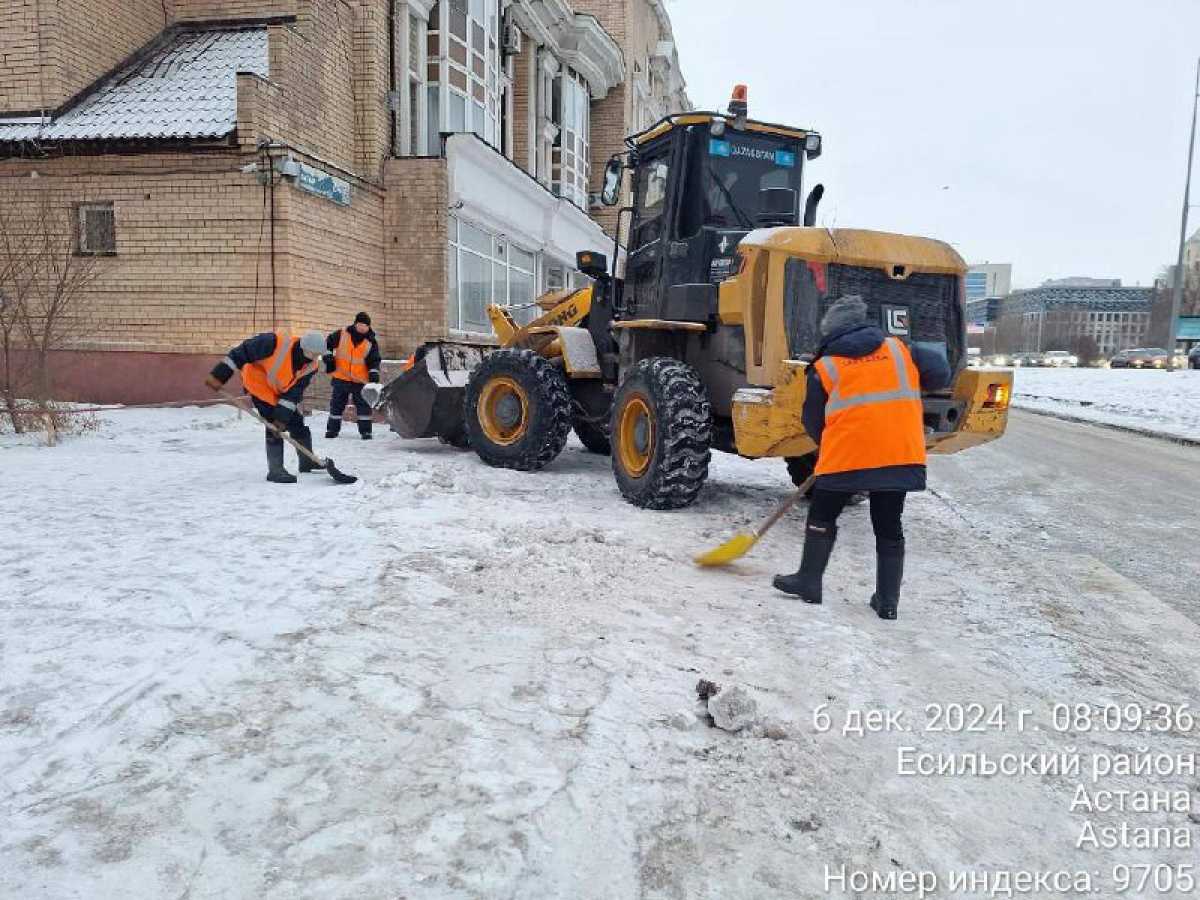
{"left": 820, "top": 294, "right": 868, "bottom": 337}
{"left": 299, "top": 330, "right": 327, "bottom": 358}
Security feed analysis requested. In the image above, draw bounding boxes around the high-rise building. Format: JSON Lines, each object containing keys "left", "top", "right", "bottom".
{"left": 964, "top": 263, "right": 1012, "bottom": 302}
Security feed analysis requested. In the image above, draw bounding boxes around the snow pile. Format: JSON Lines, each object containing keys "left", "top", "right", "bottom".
{"left": 1, "top": 406, "right": 1198, "bottom": 898}
{"left": 1012, "top": 367, "right": 1200, "bottom": 440}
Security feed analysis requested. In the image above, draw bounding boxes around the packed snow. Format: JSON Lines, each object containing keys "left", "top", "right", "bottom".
{"left": 1, "top": 406, "right": 1198, "bottom": 899}
{"left": 1011, "top": 367, "right": 1200, "bottom": 441}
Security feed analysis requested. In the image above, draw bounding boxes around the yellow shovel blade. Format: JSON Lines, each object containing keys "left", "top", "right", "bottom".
{"left": 694, "top": 532, "right": 758, "bottom": 567}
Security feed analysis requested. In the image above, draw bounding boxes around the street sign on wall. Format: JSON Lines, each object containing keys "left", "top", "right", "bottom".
{"left": 296, "top": 162, "right": 351, "bottom": 206}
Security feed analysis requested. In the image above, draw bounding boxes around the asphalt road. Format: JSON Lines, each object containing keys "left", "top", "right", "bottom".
{"left": 929, "top": 409, "right": 1200, "bottom": 622}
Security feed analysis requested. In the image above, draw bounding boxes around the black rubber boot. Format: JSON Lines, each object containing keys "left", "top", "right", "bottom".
{"left": 773, "top": 521, "right": 837, "bottom": 603}
{"left": 265, "top": 439, "right": 296, "bottom": 484}
{"left": 297, "top": 432, "right": 325, "bottom": 473}
{"left": 325, "top": 415, "right": 341, "bottom": 439}
{"left": 870, "top": 538, "right": 905, "bottom": 620}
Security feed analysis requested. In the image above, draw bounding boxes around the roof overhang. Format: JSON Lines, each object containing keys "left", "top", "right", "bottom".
{"left": 508, "top": 4, "right": 624, "bottom": 99}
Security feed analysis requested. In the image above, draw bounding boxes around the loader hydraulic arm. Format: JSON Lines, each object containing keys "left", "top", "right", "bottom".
{"left": 486, "top": 286, "right": 594, "bottom": 349}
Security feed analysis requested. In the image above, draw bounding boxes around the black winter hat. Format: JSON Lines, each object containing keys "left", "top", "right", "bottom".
{"left": 354, "top": 311, "right": 372, "bottom": 327}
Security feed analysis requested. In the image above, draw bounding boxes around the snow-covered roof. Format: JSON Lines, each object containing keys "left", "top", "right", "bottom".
{"left": 0, "top": 28, "right": 268, "bottom": 144}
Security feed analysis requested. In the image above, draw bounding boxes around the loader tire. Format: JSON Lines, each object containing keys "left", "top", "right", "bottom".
{"left": 573, "top": 417, "right": 611, "bottom": 455}
{"left": 610, "top": 357, "right": 711, "bottom": 509}
{"left": 465, "top": 348, "right": 571, "bottom": 471}
{"left": 785, "top": 453, "right": 817, "bottom": 497}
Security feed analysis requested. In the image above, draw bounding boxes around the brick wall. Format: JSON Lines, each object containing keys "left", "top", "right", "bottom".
{"left": 588, "top": 81, "right": 627, "bottom": 236}
{"left": 0, "top": 0, "right": 167, "bottom": 113}
{"left": 510, "top": 44, "right": 534, "bottom": 176}
{"left": 352, "top": 0, "right": 391, "bottom": 181}
{"left": 0, "top": 152, "right": 270, "bottom": 355}
{"left": 0, "top": 150, "right": 390, "bottom": 358}
{"left": 169, "top": 0, "right": 300, "bottom": 21}
{"left": 249, "top": 4, "right": 361, "bottom": 177}
{"left": 382, "top": 157, "right": 448, "bottom": 356}
{"left": 274, "top": 171, "right": 386, "bottom": 341}
{"left": 0, "top": 0, "right": 43, "bottom": 111}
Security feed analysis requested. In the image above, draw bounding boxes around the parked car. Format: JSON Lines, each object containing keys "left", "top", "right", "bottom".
{"left": 1041, "top": 350, "right": 1079, "bottom": 368}
{"left": 1110, "top": 348, "right": 1171, "bottom": 369}
{"left": 989, "top": 354, "right": 1013, "bottom": 367}
{"left": 1012, "top": 352, "right": 1042, "bottom": 367}
{"left": 1188, "top": 345, "right": 1200, "bottom": 370}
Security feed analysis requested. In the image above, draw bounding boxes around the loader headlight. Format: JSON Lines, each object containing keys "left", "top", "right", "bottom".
{"left": 983, "top": 383, "right": 1010, "bottom": 410}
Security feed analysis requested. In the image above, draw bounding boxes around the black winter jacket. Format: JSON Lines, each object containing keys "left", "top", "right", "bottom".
{"left": 801, "top": 324, "right": 953, "bottom": 493}
{"left": 325, "top": 326, "right": 381, "bottom": 383}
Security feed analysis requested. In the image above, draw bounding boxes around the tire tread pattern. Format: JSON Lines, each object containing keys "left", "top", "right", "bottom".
{"left": 612, "top": 357, "right": 712, "bottom": 509}
{"left": 465, "top": 349, "right": 572, "bottom": 471}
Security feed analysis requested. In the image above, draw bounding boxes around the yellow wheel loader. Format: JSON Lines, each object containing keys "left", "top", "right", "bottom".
{"left": 380, "top": 87, "right": 1013, "bottom": 509}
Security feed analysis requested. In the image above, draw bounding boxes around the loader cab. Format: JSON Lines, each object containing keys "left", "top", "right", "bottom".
{"left": 613, "top": 102, "right": 821, "bottom": 322}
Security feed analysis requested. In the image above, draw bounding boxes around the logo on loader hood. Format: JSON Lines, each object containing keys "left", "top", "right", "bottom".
{"left": 883, "top": 305, "right": 911, "bottom": 337}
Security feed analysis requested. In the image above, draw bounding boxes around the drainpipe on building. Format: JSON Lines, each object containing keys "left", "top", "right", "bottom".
{"left": 388, "top": 0, "right": 398, "bottom": 158}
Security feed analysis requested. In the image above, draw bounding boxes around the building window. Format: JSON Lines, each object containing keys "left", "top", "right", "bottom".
{"left": 448, "top": 214, "right": 539, "bottom": 333}
{"left": 427, "top": 0, "right": 501, "bottom": 150}
{"left": 77, "top": 203, "right": 115, "bottom": 255}
{"left": 552, "top": 68, "right": 590, "bottom": 209}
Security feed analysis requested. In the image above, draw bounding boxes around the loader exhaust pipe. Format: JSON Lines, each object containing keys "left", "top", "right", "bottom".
{"left": 803, "top": 183, "right": 824, "bottom": 227}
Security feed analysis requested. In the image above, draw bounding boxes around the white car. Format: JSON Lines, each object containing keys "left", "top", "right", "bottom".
{"left": 1041, "top": 350, "right": 1079, "bottom": 368}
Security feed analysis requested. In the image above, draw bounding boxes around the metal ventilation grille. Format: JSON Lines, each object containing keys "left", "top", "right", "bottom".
{"left": 825, "top": 265, "right": 964, "bottom": 370}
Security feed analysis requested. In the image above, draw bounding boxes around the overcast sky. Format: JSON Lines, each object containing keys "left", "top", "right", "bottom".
{"left": 668, "top": 0, "right": 1200, "bottom": 288}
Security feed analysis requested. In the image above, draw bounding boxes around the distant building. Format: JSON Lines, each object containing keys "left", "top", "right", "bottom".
{"left": 965, "top": 263, "right": 1012, "bottom": 302}
{"left": 1042, "top": 277, "right": 1122, "bottom": 288}
{"left": 996, "top": 286, "right": 1152, "bottom": 356}
{"left": 965, "top": 297, "right": 1001, "bottom": 326}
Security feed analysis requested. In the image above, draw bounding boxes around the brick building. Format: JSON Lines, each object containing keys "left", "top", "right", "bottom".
{"left": 0, "top": 0, "right": 689, "bottom": 402}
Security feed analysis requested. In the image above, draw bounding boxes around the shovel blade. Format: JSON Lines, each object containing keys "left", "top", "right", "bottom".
{"left": 694, "top": 533, "right": 757, "bottom": 567}
{"left": 323, "top": 458, "right": 358, "bottom": 484}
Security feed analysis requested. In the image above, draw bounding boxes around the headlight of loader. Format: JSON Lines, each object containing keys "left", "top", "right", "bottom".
{"left": 983, "top": 383, "right": 1011, "bottom": 410}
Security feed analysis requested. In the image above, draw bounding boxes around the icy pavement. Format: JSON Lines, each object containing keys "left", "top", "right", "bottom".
{"left": 1012, "top": 367, "right": 1200, "bottom": 440}
{"left": 1, "top": 407, "right": 1198, "bottom": 899}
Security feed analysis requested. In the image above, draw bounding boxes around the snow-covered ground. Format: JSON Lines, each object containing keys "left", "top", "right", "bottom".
{"left": 2, "top": 407, "right": 1198, "bottom": 899}
{"left": 1011, "top": 367, "right": 1200, "bottom": 440}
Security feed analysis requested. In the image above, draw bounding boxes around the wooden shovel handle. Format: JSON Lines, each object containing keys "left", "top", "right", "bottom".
{"left": 755, "top": 475, "right": 815, "bottom": 539}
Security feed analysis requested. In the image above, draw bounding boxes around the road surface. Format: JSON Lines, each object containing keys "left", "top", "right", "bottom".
{"left": 931, "top": 409, "right": 1200, "bottom": 623}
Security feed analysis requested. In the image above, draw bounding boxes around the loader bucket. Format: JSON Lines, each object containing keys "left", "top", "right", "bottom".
{"left": 380, "top": 342, "right": 487, "bottom": 440}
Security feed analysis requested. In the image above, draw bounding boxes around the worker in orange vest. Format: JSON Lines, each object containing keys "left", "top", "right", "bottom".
{"left": 204, "top": 330, "right": 328, "bottom": 483}
{"left": 324, "top": 312, "right": 381, "bottom": 440}
{"left": 773, "top": 295, "right": 951, "bottom": 620}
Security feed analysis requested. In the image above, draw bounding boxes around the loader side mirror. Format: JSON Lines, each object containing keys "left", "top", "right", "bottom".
{"left": 601, "top": 157, "right": 623, "bottom": 206}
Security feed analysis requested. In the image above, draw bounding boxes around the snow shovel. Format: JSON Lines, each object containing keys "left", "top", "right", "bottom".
{"left": 694, "top": 475, "right": 815, "bottom": 567}
{"left": 221, "top": 390, "right": 358, "bottom": 485}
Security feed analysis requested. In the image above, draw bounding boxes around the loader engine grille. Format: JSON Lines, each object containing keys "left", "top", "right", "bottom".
{"left": 824, "top": 265, "right": 964, "bottom": 372}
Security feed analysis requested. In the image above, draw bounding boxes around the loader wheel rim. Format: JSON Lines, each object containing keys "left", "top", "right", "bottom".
{"left": 617, "top": 395, "right": 654, "bottom": 478}
{"left": 478, "top": 376, "right": 529, "bottom": 446}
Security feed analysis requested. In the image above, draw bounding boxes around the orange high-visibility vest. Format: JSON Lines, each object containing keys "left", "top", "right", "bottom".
{"left": 241, "top": 333, "right": 319, "bottom": 406}
{"left": 334, "top": 330, "right": 370, "bottom": 383}
{"left": 813, "top": 336, "right": 926, "bottom": 476}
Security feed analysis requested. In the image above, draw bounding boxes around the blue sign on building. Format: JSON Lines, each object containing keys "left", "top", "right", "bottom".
{"left": 297, "top": 162, "right": 351, "bottom": 206}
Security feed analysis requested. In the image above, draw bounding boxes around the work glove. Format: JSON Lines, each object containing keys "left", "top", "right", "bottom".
{"left": 204, "top": 374, "right": 223, "bottom": 392}
{"left": 361, "top": 382, "right": 383, "bottom": 408}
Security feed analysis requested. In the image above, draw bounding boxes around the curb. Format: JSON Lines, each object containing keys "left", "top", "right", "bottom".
{"left": 1012, "top": 404, "right": 1200, "bottom": 448}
